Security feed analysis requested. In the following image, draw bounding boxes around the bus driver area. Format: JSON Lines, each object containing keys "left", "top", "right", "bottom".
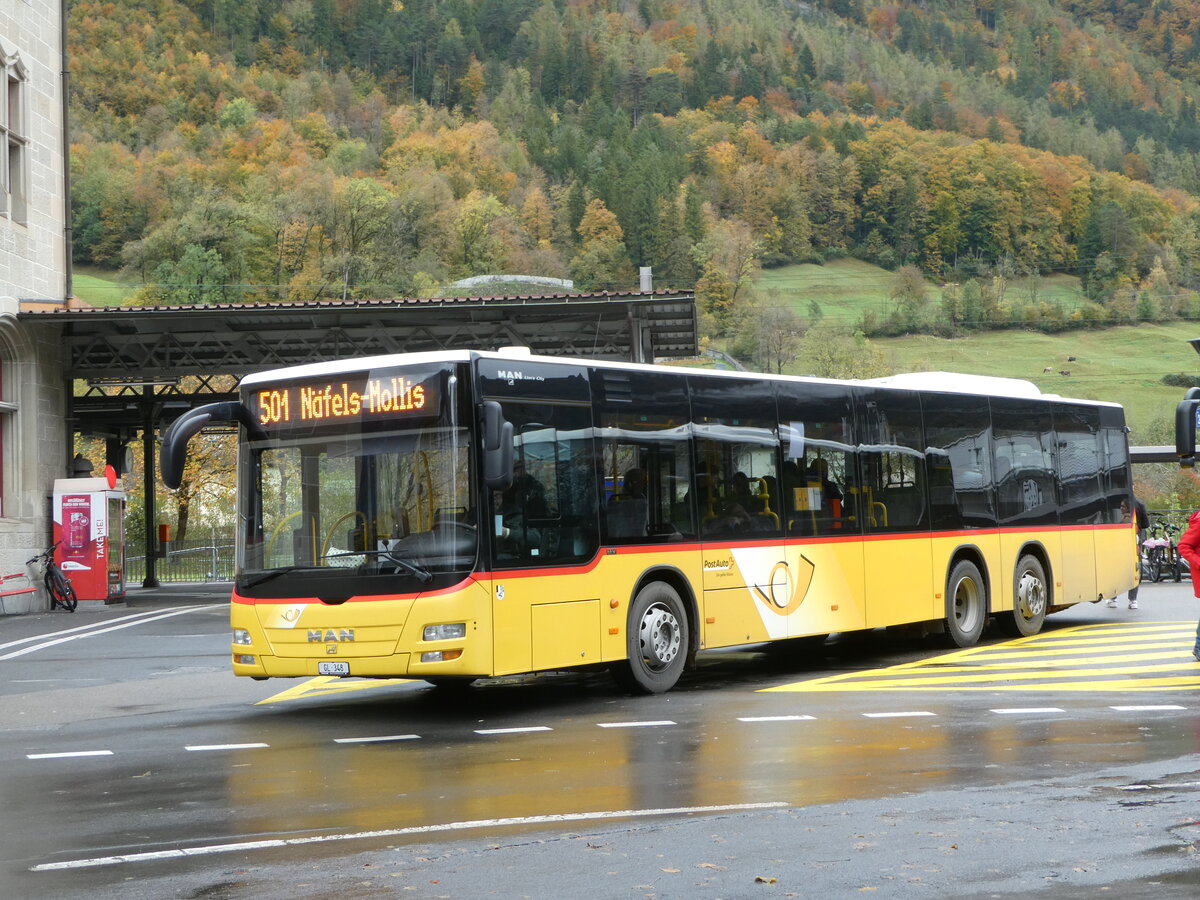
{"left": 160, "top": 349, "right": 1138, "bottom": 697}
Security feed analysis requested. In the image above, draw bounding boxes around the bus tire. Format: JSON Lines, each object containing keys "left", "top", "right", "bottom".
{"left": 1005, "top": 554, "right": 1048, "bottom": 637}
{"left": 611, "top": 582, "right": 688, "bottom": 694}
{"left": 945, "top": 559, "right": 986, "bottom": 647}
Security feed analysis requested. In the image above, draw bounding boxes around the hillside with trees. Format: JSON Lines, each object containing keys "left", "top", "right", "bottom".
{"left": 67, "top": 0, "right": 1200, "bottom": 350}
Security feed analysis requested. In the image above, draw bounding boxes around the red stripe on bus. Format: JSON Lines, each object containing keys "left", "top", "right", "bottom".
{"left": 233, "top": 519, "right": 1134, "bottom": 601}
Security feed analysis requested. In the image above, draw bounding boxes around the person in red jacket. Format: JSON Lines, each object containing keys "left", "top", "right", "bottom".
{"left": 1175, "top": 509, "right": 1200, "bottom": 662}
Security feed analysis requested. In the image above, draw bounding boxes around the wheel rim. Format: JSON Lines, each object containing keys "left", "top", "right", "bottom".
{"left": 952, "top": 575, "right": 981, "bottom": 632}
{"left": 1016, "top": 570, "right": 1046, "bottom": 620}
{"left": 638, "top": 601, "right": 681, "bottom": 671}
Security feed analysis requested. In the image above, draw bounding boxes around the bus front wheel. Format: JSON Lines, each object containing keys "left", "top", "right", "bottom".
{"left": 1004, "top": 555, "right": 1048, "bottom": 637}
{"left": 611, "top": 582, "right": 688, "bottom": 694}
{"left": 945, "top": 559, "right": 986, "bottom": 647}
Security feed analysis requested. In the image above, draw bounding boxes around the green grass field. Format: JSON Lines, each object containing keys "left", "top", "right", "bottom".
{"left": 71, "top": 266, "right": 134, "bottom": 306}
{"left": 754, "top": 260, "right": 1199, "bottom": 442}
{"left": 756, "top": 259, "right": 1086, "bottom": 327}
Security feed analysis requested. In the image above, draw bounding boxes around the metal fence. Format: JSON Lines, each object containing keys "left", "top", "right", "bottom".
{"left": 1148, "top": 508, "right": 1194, "bottom": 531}
{"left": 125, "top": 537, "right": 236, "bottom": 583}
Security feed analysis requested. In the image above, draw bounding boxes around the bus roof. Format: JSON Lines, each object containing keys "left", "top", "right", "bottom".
{"left": 240, "top": 350, "right": 1119, "bottom": 407}
{"left": 857, "top": 371, "right": 1119, "bottom": 406}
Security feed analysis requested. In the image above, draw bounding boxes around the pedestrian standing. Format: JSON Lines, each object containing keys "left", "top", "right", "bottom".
{"left": 1174, "top": 509, "right": 1200, "bottom": 662}
{"left": 1111, "top": 496, "right": 1149, "bottom": 609}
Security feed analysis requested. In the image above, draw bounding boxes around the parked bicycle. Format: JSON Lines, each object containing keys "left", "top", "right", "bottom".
{"left": 27, "top": 541, "right": 78, "bottom": 612}
{"left": 1141, "top": 520, "right": 1183, "bottom": 583}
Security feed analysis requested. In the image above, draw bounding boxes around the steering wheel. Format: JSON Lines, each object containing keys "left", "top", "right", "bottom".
{"left": 321, "top": 511, "right": 368, "bottom": 559}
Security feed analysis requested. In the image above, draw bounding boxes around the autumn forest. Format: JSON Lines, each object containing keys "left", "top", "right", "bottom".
{"left": 68, "top": 0, "right": 1200, "bottom": 347}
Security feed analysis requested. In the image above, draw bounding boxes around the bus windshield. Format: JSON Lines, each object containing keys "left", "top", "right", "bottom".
{"left": 238, "top": 424, "right": 476, "bottom": 596}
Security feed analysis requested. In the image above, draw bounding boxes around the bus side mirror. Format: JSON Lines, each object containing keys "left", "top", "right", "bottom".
{"left": 1175, "top": 395, "right": 1200, "bottom": 468}
{"left": 160, "top": 401, "right": 266, "bottom": 489}
{"left": 482, "top": 400, "right": 513, "bottom": 491}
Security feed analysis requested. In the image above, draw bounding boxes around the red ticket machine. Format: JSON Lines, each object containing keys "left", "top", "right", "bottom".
{"left": 52, "top": 472, "right": 126, "bottom": 602}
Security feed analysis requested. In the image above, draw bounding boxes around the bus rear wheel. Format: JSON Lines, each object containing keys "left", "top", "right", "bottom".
{"left": 1003, "top": 554, "right": 1048, "bottom": 637}
{"left": 611, "top": 582, "right": 688, "bottom": 694}
{"left": 945, "top": 560, "right": 986, "bottom": 647}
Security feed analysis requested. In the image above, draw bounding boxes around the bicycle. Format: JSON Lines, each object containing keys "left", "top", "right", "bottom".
{"left": 27, "top": 541, "right": 78, "bottom": 612}
{"left": 1141, "top": 521, "right": 1183, "bottom": 583}
{"left": 1161, "top": 521, "right": 1184, "bottom": 582}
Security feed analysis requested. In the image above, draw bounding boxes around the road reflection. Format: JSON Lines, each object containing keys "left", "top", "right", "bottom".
{"left": 220, "top": 659, "right": 1200, "bottom": 845}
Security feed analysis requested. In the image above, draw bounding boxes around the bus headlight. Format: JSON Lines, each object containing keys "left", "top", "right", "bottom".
{"left": 423, "top": 623, "right": 466, "bottom": 641}
{"left": 234, "top": 654, "right": 256, "bottom": 665}
{"left": 421, "top": 648, "right": 463, "bottom": 663}
{"left": 233, "top": 629, "right": 252, "bottom": 645}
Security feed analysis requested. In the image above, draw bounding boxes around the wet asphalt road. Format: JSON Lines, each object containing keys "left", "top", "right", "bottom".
{"left": 2, "top": 582, "right": 1200, "bottom": 898}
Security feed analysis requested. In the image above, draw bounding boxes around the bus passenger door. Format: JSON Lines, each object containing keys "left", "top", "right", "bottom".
{"left": 689, "top": 375, "right": 786, "bottom": 648}
{"left": 775, "top": 383, "right": 866, "bottom": 639}
{"left": 475, "top": 360, "right": 601, "bottom": 676}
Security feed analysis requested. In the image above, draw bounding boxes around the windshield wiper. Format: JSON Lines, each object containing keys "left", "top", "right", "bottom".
{"left": 240, "top": 565, "right": 314, "bottom": 588}
{"left": 241, "top": 551, "right": 434, "bottom": 587}
{"left": 355, "top": 548, "right": 434, "bottom": 584}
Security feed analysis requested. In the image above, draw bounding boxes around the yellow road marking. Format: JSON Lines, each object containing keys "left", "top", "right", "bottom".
{"left": 874, "top": 650, "right": 1194, "bottom": 670}
{"left": 257, "top": 675, "right": 414, "bottom": 705}
{"left": 764, "top": 622, "right": 1200, "bottom": 693}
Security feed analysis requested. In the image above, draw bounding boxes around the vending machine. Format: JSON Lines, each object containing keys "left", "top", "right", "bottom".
{"left": 52, "top": 470, "right": 126, "bottom": 602}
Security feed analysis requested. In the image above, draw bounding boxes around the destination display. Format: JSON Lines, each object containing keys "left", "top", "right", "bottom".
{"left": 249, "top": 367, "right": 441, "bottom": 428}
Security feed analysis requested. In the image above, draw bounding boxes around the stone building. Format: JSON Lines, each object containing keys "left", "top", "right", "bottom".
{"left": 1, "top": 2, "right": 71, "bottom": 613}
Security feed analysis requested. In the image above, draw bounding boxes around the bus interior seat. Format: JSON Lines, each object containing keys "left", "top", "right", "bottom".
{"left": 606, "top": 498, "right": 648, "bottom": 539}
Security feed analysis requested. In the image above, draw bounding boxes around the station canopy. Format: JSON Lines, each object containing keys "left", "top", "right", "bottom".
{"left": 20, "top": 290, "right": 697, "bottom": 439}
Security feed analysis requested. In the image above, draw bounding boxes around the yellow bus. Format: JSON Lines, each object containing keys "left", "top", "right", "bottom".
{"left": 161, "top": 349, "right": 1137, "bottom": 694}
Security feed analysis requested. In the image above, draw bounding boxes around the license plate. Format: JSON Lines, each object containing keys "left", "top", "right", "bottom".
{"left": 318, "top": 662, "right": 350, "bottom": 676}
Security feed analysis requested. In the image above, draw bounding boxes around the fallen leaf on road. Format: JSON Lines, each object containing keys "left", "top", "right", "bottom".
{"left": 755, "top": 876, "right": 778, "bottom": 884}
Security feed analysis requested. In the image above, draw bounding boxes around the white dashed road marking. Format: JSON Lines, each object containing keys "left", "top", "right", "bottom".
{"left": 475, "top": 726, "right": 553, "bottom": 735}
{"left": 20, "top": 705, "right": 1199, "bottom": 762}
{"left": 26, "top": 750, "right": 113, "bottom": 760}
{"left": 862, "top": 711, "right": 936, "bottom": 718}
{"left": 333, "top": 734, "right": 421, "bottom": 744}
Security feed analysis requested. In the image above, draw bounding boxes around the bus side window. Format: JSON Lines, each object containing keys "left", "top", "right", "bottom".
{"left": 776, "top": 382, "right": 857, "bottom": 536}
{"left": 1054, "top": 404, "right": 1104, "bottom": 526}
{"left": 856, "top": 389, "right": 927, "bottom": 533}
{"left": 1099, "top": 410, "right": 1130, "bottom": 525}
{"left": 922, "top": 392, "right": 996, "bottom": 530}
{"left": 599, "top": 439, "right": 690, "bottom": 543}
{"left": 991, "top": 398, "right": 1057, "bottom": 527}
